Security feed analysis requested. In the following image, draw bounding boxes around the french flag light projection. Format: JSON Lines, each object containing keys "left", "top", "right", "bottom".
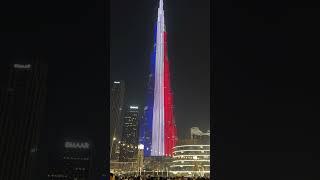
{"left": 140, "top": 0, "right": 177, "bottom": 157}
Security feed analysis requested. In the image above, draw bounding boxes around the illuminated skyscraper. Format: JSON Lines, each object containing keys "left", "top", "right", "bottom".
{"left": 110, "top": 80, "right": 125, "bottom": 160}
{"left": 119, "top": 106, "right": 139, "bottom": 161}
{"left": 139, "top": 0, "right": 177, "bottom": 157}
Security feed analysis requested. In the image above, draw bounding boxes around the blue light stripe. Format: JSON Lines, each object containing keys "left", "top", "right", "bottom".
{"left": 139, "top": 22, "right": 157, "bottom": 156}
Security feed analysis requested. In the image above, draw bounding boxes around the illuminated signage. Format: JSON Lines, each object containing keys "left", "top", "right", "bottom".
{"left": 65, "top": 142, "right": 89, "bottom": 149}
{"left": 114, "top": 81, "right": 120, "bottom": 84}
{"left": 130, "top": 106, "right": 139, "bottom": 109}
{"left": 14, "top": 64, "right": 31, "bottom": 69}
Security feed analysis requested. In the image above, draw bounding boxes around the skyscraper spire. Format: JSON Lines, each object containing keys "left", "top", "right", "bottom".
{"left": 159, "top": 0, "right": 163, "bottom": 11}
{"left": 139, "top": 0, "right": 177, "bottom": 157}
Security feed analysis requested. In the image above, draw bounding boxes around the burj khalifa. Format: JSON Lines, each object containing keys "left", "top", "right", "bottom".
{"left": 139, "top": 0, "right": 177, "bottom": 157}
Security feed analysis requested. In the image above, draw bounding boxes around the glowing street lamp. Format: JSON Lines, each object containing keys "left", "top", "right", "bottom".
{"left": 110, "top": 137, "right": 117, "bottom": 159}
{"left": 138, "top": 144, "right": 144, "bottom": 150}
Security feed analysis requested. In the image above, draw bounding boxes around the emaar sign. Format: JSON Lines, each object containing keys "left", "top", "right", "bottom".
{"left": 14, "top": 64, "right": 31, "bottom": 69}
{"left": 65, "top": 142, "right": 90, "bottom": 149}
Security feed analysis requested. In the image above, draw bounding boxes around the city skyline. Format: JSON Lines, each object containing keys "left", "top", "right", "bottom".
{"left": 111, "top": 0, "right": 210, "bottom": 139}
{"left": 3, "top": 0, "right": 320, "bottom": 178}
{"left": 0, "top": 0, "right": 211, "bottom": 178}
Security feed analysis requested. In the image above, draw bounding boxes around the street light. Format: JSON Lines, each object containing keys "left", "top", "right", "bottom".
{"left": 110, "top": 137, "right": 117, "bottom": 159}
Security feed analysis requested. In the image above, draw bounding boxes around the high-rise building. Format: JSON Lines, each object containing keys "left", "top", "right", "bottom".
{"left": 63, "top": 140, "right": 93, "bottom": 180}
{"left": 139, "top": 0, "right": 177, "bottom": 157}
{"left": 119, "top": 106, "right": 139, "bottom": 161}
{"left": 0, "top": 60, "right": 47, "bottom": 180}
{"left": 110, "top": 80, "right": 125, "bottom": 160}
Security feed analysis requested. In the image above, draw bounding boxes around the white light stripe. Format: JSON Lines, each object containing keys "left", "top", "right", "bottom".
{"left": 172, "top": 160, "right": 210, "bottom": 162}
{"left": 171, "top": 165, "right": 196, "bottom": 167}
{"left": 170, "top": 165, "right": 211, "bottom": 167}
{"left": 151, "top": 0, "right": 165, "bottom": 156}
{"left": 173, "top": 145, "right": 210, "bottom": 148}
{"left": 173, "top": 155, "right": 210, "bottom": 158}
{"left": 174, "top": 150, "right": 210, "bottom": 153}
{"left": 170, "top": 171, "right": 210, "bottom": 173}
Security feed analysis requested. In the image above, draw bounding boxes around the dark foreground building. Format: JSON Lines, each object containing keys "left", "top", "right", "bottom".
{"left": 110, "top": 80, "right": 125, "bottom": 160}
{"left": 0, "top": 59, "right": 47, "bottom": 180}
{"left": 63, "top": 140, "right": 93, "bottom": 180}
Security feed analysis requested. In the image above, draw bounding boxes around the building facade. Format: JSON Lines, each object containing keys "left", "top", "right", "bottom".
{"left": 169, "top": 127, "right": 210, "bottom": 177}
{"left": 119, "top": 106, "right": 140, "bottom": 161}
{"left": 110, "top": 80, "right": 125, "bottom": 160}
{"left": 139, "top": 0, "right": 177, "bottom": 157}
{"left": 0, "top": 60, "right": 47, "bottom": 180}
{"left": 170, "top": 143, "right": 210, "bottom": 177}
{"left": 63, "top": 140, "right": 93, "bottom": 180}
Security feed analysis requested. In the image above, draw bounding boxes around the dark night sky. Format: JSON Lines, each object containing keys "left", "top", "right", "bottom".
{"left": 214, "top": 0, "right": 320, "bottom": 179}
{"left": 110, "top": 0, "right": 210, "bottom": 139}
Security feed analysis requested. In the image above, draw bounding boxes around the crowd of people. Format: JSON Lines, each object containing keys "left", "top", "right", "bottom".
{"left": 110, "top": 173, "right": 210, "bottom": 180}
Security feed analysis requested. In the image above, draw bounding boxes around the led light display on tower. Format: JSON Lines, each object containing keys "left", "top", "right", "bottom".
{"left": 139, "top": 0, "right": 177, "bottom": 157}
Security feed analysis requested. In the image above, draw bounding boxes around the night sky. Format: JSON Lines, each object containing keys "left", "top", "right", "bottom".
{"left": 214, "top": 0, "right": 320, "bottom": 179}
{"left": 111, "top": 0, "right": 210, "bottom": 139}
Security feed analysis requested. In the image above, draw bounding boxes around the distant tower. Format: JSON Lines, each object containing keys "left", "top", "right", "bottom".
{"left": 139, "top": 0, "right": 177, "bottom": 157}
{"left": 110, "top": 80, "right": 125, "bottom": 160}
{"left": 0, "top": 60, "right": 47, "bottom": 180}
{"left": 119, "top": 106, "right": 139, "bottom": 161}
